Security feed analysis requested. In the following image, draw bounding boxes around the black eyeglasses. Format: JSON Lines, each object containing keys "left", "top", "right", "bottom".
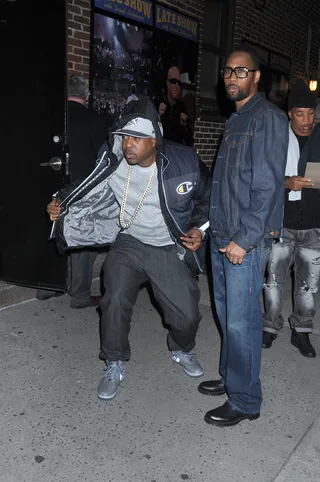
{"left": 220, "top": 66, "right": 258, "bottom": 79}
{"left": 167, "top": 78, "right": 182, "bottom": 86}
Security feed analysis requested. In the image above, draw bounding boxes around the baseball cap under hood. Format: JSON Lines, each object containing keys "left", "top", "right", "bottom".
{"left": 110, "top": 99, "right": 163, "bottom": 157}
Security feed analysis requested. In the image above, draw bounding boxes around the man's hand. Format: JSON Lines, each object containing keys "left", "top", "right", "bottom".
{"left": 47, "top": 198, "right": 62, "bottom": 222}
{"left": 285, "top": 176, "right": 314, "bottom": 191}
{"left": 180, "top": 112, "right": 187, "bottom": 126}
{"left": 181, "top": 228, "right": 202, "bottom": 252}
{"left": 219, "top": 241, "right": 246, "bottom": 265}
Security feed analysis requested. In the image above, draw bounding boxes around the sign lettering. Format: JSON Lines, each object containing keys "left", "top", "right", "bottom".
{"left": 95, "top": 0, "right": 153, "bottom": 26}
{"left": 155, "top": 5, "right": 198, "bottom": 43}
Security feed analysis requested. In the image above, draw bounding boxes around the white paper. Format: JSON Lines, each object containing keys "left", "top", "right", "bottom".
{"left": 304, "top": 163, "right": 320, "bottom": 189}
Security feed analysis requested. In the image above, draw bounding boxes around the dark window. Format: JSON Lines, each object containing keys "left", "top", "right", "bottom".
{"left": 199, "top": 0, "right": 234, "bottom": 119}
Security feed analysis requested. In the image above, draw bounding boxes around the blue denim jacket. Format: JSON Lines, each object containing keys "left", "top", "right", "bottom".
{"left": 210, "top": 92, "right": 289, "bottom": 251}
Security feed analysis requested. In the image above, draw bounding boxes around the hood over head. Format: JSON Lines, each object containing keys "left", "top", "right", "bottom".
{"left": 109, "top": 99, "right": 163, "bottom": 161}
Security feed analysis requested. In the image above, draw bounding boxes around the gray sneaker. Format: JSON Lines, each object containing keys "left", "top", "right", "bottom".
{"left": 171, "top": 351, "right": 204, "bottom": 377}
{"left": 97, "top": 361, "right": 125, "bottom": 400}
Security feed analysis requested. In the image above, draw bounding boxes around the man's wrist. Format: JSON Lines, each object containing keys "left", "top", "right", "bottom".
{"left": 194, "top": 227, "right": 205, "bottom": 240}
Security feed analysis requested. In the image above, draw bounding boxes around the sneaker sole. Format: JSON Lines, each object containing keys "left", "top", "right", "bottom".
{"left": 171, "top": 358, "right": 204, "bottom": 377}
{"left": 97, "top": 390, "right": 118, "bottom": 400}
{"left": 204, "top": 412, "right": 260, "bottom": 427}
{"left": 183, "top": 367, "right": 204, "bottom": 377}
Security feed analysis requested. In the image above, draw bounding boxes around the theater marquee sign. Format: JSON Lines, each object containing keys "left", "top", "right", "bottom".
{"left": 95, "top": 0, "right": 153, "bottom": 25}
{"left": 155, "top": 5, "right": 198, "bottom": 42}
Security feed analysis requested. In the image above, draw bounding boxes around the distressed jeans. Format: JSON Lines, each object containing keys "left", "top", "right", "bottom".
{"left": 211, "top": 237, "right": 272, "bottom": 414}
{"left": 263, "top": 228, "right": 320, "bottom": 334}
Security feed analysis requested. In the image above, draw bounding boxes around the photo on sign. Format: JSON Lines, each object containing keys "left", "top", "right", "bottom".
{"left": 92, "top": 13, "right": 153, "bottom": 123}
{"left": 152, "top": 29, "right": 198, "bottom": 146}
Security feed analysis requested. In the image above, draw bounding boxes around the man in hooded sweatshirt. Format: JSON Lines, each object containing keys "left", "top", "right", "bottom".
{"left": 263, "top": 79, "right": 320, "bottom": 357}
{"left": 46, "top": 100, "right": 210, "bottom": 401}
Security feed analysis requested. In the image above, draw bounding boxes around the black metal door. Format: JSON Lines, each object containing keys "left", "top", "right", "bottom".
{"left": 0, "top": 0, "right": 68, "bottom": 290}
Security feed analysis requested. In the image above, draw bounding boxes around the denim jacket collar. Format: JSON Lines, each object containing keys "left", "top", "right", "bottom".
{"left": 235, "top": 92, "right": 266, "bottom": 116}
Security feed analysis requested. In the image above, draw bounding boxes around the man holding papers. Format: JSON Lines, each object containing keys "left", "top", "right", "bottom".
{"left": 263, "top": 79, "right": 320, "bottom": 357}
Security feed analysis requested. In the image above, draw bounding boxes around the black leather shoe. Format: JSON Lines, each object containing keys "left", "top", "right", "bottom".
{"left": 36, "top": 289, "right": 64, "bottom": 300}
{"left": 262, "top": 331, "right": 277, "bottom": 349}
{"left": 291, "top": 329, "right": 316, "bottom": 358}
{"left": 204, "top": 402, "right": 260, "bottom": 427}
{"left": 70, "top": 296, "right": 101, "bottom": 309}
{"left": 198, "top": 379, "right": 226, "bottom": 396}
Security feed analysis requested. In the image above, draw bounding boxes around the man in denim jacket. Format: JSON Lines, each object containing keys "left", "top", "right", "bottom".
{"left": 198, "top": 47, "right": 288, "bottom": 427}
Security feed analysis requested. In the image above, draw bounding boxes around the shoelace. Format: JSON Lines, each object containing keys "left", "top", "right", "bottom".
{"left": 104, "top": 363, "right": 122, "bottom": 381}
{"left": 175, "top": 352, "right": 196, "bottom": 363}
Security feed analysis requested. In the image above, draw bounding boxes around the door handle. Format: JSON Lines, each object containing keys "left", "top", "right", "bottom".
{"left": 40, "top": 156, "right": 63, "bottom": 171}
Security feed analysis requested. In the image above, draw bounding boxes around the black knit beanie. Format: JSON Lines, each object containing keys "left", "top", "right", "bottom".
{"left": 288, "top": 79, "right": 317, "bottom": 110}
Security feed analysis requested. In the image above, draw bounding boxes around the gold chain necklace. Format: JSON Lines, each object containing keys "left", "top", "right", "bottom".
{"left": 119, "top": 163, "right": 157, "bottom": 229}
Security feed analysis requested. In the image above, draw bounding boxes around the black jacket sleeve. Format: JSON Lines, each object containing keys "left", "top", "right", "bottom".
{"left": 190, "top": 156, "right": 211, "bottom": 231}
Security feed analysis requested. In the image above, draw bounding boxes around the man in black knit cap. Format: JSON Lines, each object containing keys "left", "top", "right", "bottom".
{"left": 263, "top": 79, "right": 320, "bottom": 357}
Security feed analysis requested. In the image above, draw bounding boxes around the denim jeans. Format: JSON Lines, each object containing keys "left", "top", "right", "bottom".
{"left": 263, "top": 228, "right": 320, "bottom": 334}
{"left": 211, "top": 237, "right": 272, "bottom": 414}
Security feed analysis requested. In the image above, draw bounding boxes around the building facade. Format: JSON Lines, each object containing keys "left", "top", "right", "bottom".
{"left": 67, "top": 0, "right": 320, "bottom": 166}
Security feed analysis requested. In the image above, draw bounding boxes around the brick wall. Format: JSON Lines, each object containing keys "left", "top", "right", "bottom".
{"left": 233, "top": 0, "right": 320, "bottom": 84}
{"left": 199, "top": 0, "right": 320, "bottom": 164}
{"left": 67, "top": 0, "right": 320, "bottom": 167}
{"left": 68, "top": 0, "right": 91, "bottom": 75}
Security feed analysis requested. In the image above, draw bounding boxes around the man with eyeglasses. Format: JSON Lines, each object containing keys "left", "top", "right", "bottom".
{"left": 198, "top": 47, "right": 289, "bottom": 426}
{"left": 161, "top": 66, "right": 193, "bottom": 146}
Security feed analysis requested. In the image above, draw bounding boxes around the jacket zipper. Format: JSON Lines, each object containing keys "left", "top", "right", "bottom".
{"left": 160, "top": 155, "right": 202, "bottom": 272}
{"left": 160, "top": 155, "right": 183, "bottom": 235}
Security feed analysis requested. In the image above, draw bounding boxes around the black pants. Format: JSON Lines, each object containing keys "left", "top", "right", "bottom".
{"left": 99, "top": 235, "right": 202, "bottom": 362}
{"left": 68, "top": 249, "right": 98, "bottom": 305}
{"left": 36, "top": 249, "right": 97, "bottom": 303}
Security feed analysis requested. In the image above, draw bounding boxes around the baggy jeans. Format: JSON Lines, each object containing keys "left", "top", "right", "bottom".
{"left": 99, "top": 234, "right": 202, "bottom": 362}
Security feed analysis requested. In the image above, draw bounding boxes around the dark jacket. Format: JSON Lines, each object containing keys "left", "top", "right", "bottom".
{"left": 210, "top": 92, "right": 289, "bottom": 251}
{"left": 161, "top": 98, "right": 193, "bottom": 146}
{"left": 53, "top": 100, "right": 210, "bottom": 274}
{"left": 284, "top": 123, "right": 320, "bottom": 230}
{"left": 68, "top": 100, "right": 107, "bottom": 182}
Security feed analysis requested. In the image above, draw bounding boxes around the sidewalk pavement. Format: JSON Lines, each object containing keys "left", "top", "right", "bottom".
{"left": 1, "top": 275, "right": 320, "bottom": 482}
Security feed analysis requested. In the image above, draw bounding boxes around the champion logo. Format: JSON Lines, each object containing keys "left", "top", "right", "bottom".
{"left": 176, "top": 182, "right": 193, "bottom": 195}
{"left": 125, "top": 118, "right": 139, "bottom": 127}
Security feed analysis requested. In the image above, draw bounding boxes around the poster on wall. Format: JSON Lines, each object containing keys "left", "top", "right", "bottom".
{"left": 92, "top": 13, "right": 153, "bottom": 123}
{"left": 152, "top": 5, "right": 199, "bottom": 146}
